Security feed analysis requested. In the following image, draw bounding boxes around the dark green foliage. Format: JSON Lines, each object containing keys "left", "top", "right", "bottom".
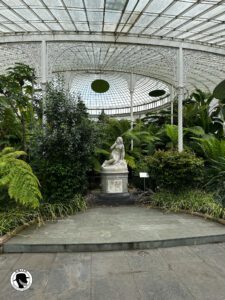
{"left": 0, "top": 63, "right": 36, "bottom": 151}
{"left": 31, "top": 82, "right": 99, "bottom": 203}
{"left": 146, "top": 150, "right": 205, "bottom": 191}
{"left": 150, "top": 189, "right": 224, "bottom": 219}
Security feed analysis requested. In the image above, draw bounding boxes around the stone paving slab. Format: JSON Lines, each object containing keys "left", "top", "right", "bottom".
{"left": 1, "top": 244, "right": 225, "bottom": 299}
{"left": 3, "top": 206, "right": 225, "bottom": 253}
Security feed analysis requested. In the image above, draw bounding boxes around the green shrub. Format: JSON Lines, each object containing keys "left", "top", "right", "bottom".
{"left": 150, "top": 189, "right": 225, "bottom": 219}
{"left": 146, "top": 150, "right": 205, "bottom": 191}
{"left": 30, "top": 82, "right": 100, "bottom": 202}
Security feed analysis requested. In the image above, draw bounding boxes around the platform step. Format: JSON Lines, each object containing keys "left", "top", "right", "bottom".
{"left": 3, "top": 234, "right": 225, "bottom": 253}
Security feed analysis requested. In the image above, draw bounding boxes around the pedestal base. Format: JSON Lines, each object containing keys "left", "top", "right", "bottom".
{"left": 97, "top": 192, "right": 134, "bottom": 205}
{"left": 101, "top": 170, "right": 128, "bottom": 194}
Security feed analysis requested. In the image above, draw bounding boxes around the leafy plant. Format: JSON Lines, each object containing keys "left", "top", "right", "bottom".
{"left": 0, "top": 194, "right": 86, "bottom": 236}
{"left": 0, "top": 147, "right": 41, "bottom": 208}
{"left": 0, "top": 63, "right": 36, "bottom": 151}
{"left": 150, "top": 189, "right": 224, "bottom": 219}
{"left": 30, "top": 81, "right": 100, "bottom": 202}
{"left": 146, "top": 150, "right": 205, "bottom": 191}
{"left": 184, "top": 89, "right": 224, "bottom": 138}
{"left": 194, "top": 135, "right": 225, "bottom": 162}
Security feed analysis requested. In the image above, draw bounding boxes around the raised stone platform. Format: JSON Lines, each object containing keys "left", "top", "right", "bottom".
{"left": 3, "top": 206, "right": 225, "bottom": 253}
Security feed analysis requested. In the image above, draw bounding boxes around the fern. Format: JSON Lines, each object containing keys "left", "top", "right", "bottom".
{"left": 0, "top": 147, "right": 41, "bottom": 208}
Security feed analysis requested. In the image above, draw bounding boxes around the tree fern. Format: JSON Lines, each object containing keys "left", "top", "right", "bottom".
{"left": 0, "top": 147, "right": 41, "bottom": 208}
{"left": 193, "top": 135, "right": 225, "bottom": 162}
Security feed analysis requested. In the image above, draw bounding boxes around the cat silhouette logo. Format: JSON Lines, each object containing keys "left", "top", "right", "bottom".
{"left": 11, "top": 269, "right": 32, "bottom": 291}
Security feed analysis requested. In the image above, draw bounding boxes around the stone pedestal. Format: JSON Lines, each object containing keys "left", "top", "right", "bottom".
{"left": 99, "top": 168, "right": 131, "bottom": 204}
{"left": 101, "top": 170, "right": 128, "bottom": 194}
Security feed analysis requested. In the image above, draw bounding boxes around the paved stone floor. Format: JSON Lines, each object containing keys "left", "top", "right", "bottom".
{"left": 5, "top": 206, "right": 225, "bottom": 247}
{"left": 1, "top": 243, "right": 225, "bottom": 299}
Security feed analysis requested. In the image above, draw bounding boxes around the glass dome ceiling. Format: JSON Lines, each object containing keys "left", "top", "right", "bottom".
{"left": 0, "top": 1, "right": 224, "bottom": 116}
{"left": 69, "top": 72, "right": 170, "bottom": 116}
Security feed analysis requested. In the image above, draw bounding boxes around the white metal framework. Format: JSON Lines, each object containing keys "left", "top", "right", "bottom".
{"left": 0, "top": 1, "right": 225, "bottom": 150}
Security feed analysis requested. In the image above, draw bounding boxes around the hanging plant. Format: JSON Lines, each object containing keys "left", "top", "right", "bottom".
{"left": 91, "top": 79, "right": 110, "bottom": 93}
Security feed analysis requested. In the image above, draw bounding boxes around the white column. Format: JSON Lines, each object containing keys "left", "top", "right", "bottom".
{"left": 170, "top": 85, "right": 174, "bottom": 125}
{"left": 41, "top": 40, "right": 48, "bottom": 124}
{"left": 177, "top": 46, "right": 184, "bottom": 152}
{"left": 130, "top": 73, "right": 135, "bottom": 150}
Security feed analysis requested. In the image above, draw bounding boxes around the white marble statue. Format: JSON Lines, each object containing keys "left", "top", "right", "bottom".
{"left": 102, "top": 137, "right": 127, "bottom": 170}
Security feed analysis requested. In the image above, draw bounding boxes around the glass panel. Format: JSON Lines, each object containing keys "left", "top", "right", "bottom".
{"left": 87, "top": 11, "right": 103, "bottom": 22}
{"left": 106, "top": 0, "right": 127, "bottom": 11}
{"left": 76, "top": 23, "right": 89, "bottom": 31}
{"left": 175, "top": 20, "right": 202, "bottom": 32}
{"left": 1, "top": 9, "right": 23, "bottom": 21}
{"left": 165, "top": 1, "right": 194, "bottom": 16}
{"left": 60, "top": 22, "right": 76, "bottom": 30}
{"left": 42, "top": 0, "right": 63, "bottom": 7}
{"left": 69, "top": 9, "right": 87, "bottom": 21}
{"left": 209, "top": 37, "right": 225, "bottom": 44}
{"left": 192, "top": 21, "right": 216, "bottom": 32}
{"left": 19, "top": 23, "right": 37, "bottom": 31}
{"left": 105, "top": 11, "right": 121, "bottom": 23}
{"left": 183, "top": 4, "right": 213, "bottom": 17}
{"left": 63, "top": 0, "right": 83, "bottom": 8}
{"left": 145, "top": 0, "right": 174, "bottom": 14}
{"left": 2, "top": 0, "right": 24, "bottom": 6}
{"left": 133, "top": 14, "right": 155, "bottom": 27}
{"left": 47, "top": 22, "right": 62, "bottom": 30}
{"left": 85, "top": 0, "right": 104, "bottom": 9}
{"left": 135, "top": 0, "right": 149, "bottom": 12}
{"left": 23, "top": 0, "right": 42, "bottom": 5}
{"left": 50, "top": 9, "right": 70, "bottom": 21}
{"left": 206, "top": 23, "right": 225, "bottom": 34}
{"left": 33, "top": 9, "right": 54, "bottom": 20}
{"left": 3, "top": 23, "right": 22, "bottom": 31}
{"left": 15, "top": 8, "right": 39, "bottom": 21}
{"left": 126, "top": 0, "right": 139, "bottom": 12}
{"left": 165, "top": 18, "right": 186, "bottom": 29}
{"left": 89, "top": 23, "right": 102, "bottom": 32}
{"left": 189, "top": 33, "right": 210, "bottom": 40}
{"left": 0, "top": 25, "right": 11, "bottom": 32}
{"left": 31, "top": 22, "right": 50, "bottom": 31}
{"left": 200, "top": 6, "right": 224, "bottom": 19}
{"left": 216, "top": 13, "right": 225, "bottom": 21}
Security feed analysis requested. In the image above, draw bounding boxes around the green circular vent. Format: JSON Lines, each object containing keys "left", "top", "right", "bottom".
{"left": 91, "top": 79, "right": 110, "bottom": 93}
{"left": 149, "top": 89, "right": 166, "bottom": 97}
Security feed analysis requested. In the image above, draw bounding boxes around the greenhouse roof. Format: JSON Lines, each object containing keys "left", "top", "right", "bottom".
{"left": 0, "top": 0, "right": 224, "bottom": 48}
{"left": 0, "top": 1, "right": 225, "bottom": 116}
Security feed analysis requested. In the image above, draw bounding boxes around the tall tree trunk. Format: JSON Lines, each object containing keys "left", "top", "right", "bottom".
{"left": 21, "top": 114, "right": 26, "bottom": 152}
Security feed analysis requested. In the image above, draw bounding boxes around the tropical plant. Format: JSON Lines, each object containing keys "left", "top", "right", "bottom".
{"left": 0, "top": 63, "right": 36, "bottom": 151}
{"left": 184, "top": 89, "right": 224, "bottom": 138}
{"left": 0, "top": 147, "right": 41, "bottom": 208}
{"left": 156, "top": 124, "right": 178, "bottom": 150}
{"left": 194, "top": 135, "right": 225, "bottom": 162}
